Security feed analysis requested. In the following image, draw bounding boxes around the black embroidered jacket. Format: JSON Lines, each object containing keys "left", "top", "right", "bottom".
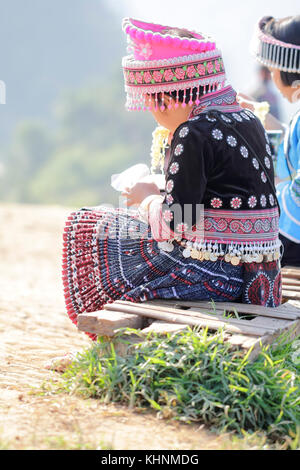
{"left": 154, "top": 86, "right": 281, "bottom": 261}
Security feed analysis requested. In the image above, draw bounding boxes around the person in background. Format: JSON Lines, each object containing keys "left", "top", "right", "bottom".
{"left": 250, "top": 65, "right": 281, "bottom": 120}
{"left": 238, "top": 15, "right": 300, "bottom": 268}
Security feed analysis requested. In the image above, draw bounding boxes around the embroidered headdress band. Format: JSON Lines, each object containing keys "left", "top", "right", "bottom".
{"left": 122, "top": 18, "right": 227, "bottom": 111}
{"left": 252, "top": 16, "right": 300, "bottom": 73}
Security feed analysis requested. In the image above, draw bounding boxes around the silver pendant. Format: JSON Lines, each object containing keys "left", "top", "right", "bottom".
{"left": 182, "top": 247, "right": 191, "bottom": 258}
{"left": 158, "top": 241, "right": 174, "bottom": 252}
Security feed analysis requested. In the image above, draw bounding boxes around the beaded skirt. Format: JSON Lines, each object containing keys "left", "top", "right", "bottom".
{"left": 62, "top": 207, "right": 246, "bottom": 340}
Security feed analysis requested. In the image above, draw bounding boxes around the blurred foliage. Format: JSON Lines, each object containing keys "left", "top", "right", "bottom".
{"left": 0, "top": 69, "right": 154, "bottom": 207}
{"left": 0, "top": 0, "right": 155, "bottom": 207}
{"left": 0, "top": 0, "right": 124, "bottom": 143}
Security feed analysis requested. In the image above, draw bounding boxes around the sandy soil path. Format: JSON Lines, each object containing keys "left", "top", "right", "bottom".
{"left": 0, "top": 203, "right": 229, "bottom": 450}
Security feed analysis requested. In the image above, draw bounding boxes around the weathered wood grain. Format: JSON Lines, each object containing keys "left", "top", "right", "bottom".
{"left": 104, "top": 301, "right": 278, "bottom": 336}
{"left": 282, "top": 278, "right": 300, "bottom": 286}
{"left": 282, "top": 290, "right": 300, "bottom": 300}
{"left": 77, "top": 310, "right": 144, "bottom": 336}
{"left": 140, "top": 321, "right": 189, "bottom": 336}
{"left": 281, "top": 268, "right": 300, "bottom": 280}
{"left": 148, "top": 299, "right": 300, "bottom": 320}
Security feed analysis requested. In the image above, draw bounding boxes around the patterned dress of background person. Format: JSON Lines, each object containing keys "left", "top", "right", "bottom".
{"left": 62, "top": 18, "right": 282, "bottom": 340}
{"left": 276, "top": 109, "right": 300, "bottom": 267}
{"left": 251, "top": 15, "right": 300, "bottom": 268}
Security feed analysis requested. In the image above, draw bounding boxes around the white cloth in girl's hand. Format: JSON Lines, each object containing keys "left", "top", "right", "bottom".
{"left": 111, "top": 163, "right": 165, "bottom": 191}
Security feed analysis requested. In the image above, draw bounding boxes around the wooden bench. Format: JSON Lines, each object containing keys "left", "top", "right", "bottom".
{"left": 77, "top": 266, "right": 300, "bottom": 361}
{"left": 281, "top": 267, "right": 300, "bottom": 300}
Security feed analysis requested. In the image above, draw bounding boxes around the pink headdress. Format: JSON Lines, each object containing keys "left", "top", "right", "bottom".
{"left": 252, "top": 16, "right": 300, "bottom": 73}
{"left": 121, "top": 18, "right": 227, "bottom": 111}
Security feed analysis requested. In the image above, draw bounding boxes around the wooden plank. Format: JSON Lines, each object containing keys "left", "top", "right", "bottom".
{"left": 182, "top": 306, "right": 283, "bottom": 332}
{"left": 282, "top": 266, "right": 300, "bottom": 272}
{"left": 281, "top": 300, "right": 300, "bottom": 315}
{"left": 240, "top": 336, "right": 260, "bottom": 348}
{"left": 243, "top": 336, "right": 269, "bottom": 361}
{"left": 282, "top": 285, "right": 300, "bottom": 292}
{"left": 113, "top": 301, "right": 280, "bottom": 332}
{"left": 281, "top": 268, "right": 300, "bottom": 280}
{"left": 148, "top": 299, "right": 300, "bottom": 320}
{"left": 235, "top": 316, "right": 300, "bottom": 361}
{"left": 140, "top": 321, "right": 189, "bottom": 336}
{"left": 282, "top": 278, "right": 300, "bottom": 286}
{"left": 77, "top": 310, "right": 144, "bottom": 336}
{"left": 282, "top": 290, "right": 300, "bottom": 300}
{"left": 225, "top": 335, "right": 251, "bottom": 347}
{"left": 250, "top": 316, "right": 290, "bottom": 330}
{"left": 104, "top": 301, "right": 278, "bottom": 336}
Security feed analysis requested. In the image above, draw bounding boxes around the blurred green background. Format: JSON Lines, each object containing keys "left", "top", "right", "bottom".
{"left": 0, "top": 0, "right": 154, "bottom": 207}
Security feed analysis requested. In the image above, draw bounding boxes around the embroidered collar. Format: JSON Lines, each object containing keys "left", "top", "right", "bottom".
{"left": 188, "top": 85, "right": 242, "bottom": 119}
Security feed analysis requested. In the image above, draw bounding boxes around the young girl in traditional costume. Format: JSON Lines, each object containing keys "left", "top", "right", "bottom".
{"left": 62, "top": 18, "right": 282, "bottom": 341}
{"left": 239, "top": 15, "right": 300, "bottom": 268}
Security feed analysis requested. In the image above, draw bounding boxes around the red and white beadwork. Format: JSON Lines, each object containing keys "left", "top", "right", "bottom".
{"left": 163, "top": 209, "right": 174, "bottom": 222}
{"left": 264, "top": 156, "right": 271, "bottom": 169}
{"left": 240, "top": 111, "right": 250, "bottom": 121}
{"left": 166, "top": 194, "right": 174, "bottom": 205}
{"left": 206, "top": 114, "right": 217, "bottom": 122}
{"left": 252, "top": 158, "right": 259, "bottom": 170}
{"left": 179, "top": 126, "right": 189, "bottom": 138}
{"left": 244, "top": 110, "right": 255, "bottom": 119}
{"left": 248, "top": 195, "right": 257, "bottom": 208}
{"left": 266, "top": 144, "right": 272, "bottom": 156}
{"left": 227, "top": 135, "right": 237, "bottom": 147}
{"left": 212, "top": 129, "right": 223, "bottom": 140}
{"left": 260, "top": 194, "right": 267, "bottom": 207}
{"left": 174, "top": 143, "right": 184, "bottom": 156}
{"left": 240, "top": 146, "right": 249, "bottom": 158}
{"left": 220, "top": 113, "right": 232, "bottom": 123}
{"left": 269, "top": 194, "right": 275, "bottom": 206}
{"left": 176, "top": 222, "right": 189, "bottom": 233}
{"left": 166, "top": 179, "right": 174, "bottom": 193}
{"left": 261, "top": 171, "right": 267, "bottom": 183}
{"left": 169, "top": 162, "right": 179, "bottom": 175}
{"left": 210, "top": 197, "right": 223, "bottom": 209}
{"left": 232, "top": 113, "right": 243, "bottom": 122}
{"left": 230, "top": 197, "right": 242, "bottom": 209}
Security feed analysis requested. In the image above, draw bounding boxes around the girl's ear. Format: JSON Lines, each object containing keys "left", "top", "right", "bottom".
{"left": 157, "top": 94, "right": 173, "bottom": 112}
{"left": 164, "top": 94, "right": 175, "bottom": 110}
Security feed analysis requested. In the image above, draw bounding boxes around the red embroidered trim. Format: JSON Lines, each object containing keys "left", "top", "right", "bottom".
{"left": 123, "top": 57, "right": 224, "bottom": 87}
{"left": 202, "top": 208, "right": 279, "bottom": 243}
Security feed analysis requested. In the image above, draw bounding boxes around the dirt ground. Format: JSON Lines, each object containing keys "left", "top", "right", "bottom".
{"left": 0, "top": 202, "right": 245, "bottom": 451}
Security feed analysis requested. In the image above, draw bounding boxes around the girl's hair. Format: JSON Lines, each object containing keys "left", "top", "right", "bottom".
{"left": 153, "top": 85, "right": 207, "bottom": 109}
{"left": 154, "top": 27, "right": 207, "bottom": 106}
{"left": 160, "top": 27, "right": 196, "bottom": 39}
{"left": 263, "top": 16, "right": 300, "bottom": 86}
{"left": 169, "top": 87, "right": 206, "bottom": 104}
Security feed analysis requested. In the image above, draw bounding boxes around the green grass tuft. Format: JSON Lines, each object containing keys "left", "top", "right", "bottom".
{"left": 56, "top": 327, "right": 300, "bottom": 448}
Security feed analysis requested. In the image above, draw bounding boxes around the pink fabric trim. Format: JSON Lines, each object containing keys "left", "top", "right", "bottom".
{"left": 123, "top": 56, "right": 226, "bottom": 107}
{"left": 202, "top": 208, "right": 280, "bottom": 243}
{"left": 123, "top": 17, "right": 214, "bottom": 60}
{"left": 147, "top": 201, "right": 280, "bottom": 244}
